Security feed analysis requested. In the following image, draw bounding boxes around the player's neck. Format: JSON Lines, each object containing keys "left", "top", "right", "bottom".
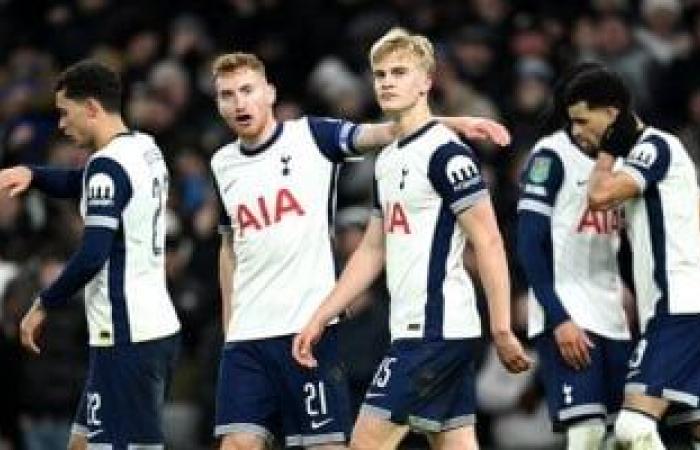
{"left": 94, "top": 115, "right": 129, "bottom": 149}
{"left": 239, "top": 118, "right": 279, "bottom": 149}
{"left": 395, "top": 101, "right": 432, "bottom": 141}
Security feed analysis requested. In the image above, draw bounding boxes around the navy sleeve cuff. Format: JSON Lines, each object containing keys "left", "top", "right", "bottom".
{"left": 546, "top": 302, "right": 571, "bottom": 329}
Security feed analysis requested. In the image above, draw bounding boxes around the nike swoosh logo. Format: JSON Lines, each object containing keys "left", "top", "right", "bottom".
{"left": 310, "top": 418, "right": 333, "bottom": 430}
{"left": 86, "top": 429, "right": 103, "bottom": 439}
{"left": 365, "top": 392, "right": 386, "bottom": 399}
{"left": 626, "top": 369, "right": 641, "bottom": 380}
{"left": 577, "top": 180, "right": 588, "bottom": 186}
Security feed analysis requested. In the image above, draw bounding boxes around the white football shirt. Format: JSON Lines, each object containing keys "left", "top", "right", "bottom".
{"left": 212, "top": 117, "right": 360, "bottom": 342}
{"left": 80, "top": 131, "right": 181, "bottom": 346}
{"left": 373, "top": 120, "right": 486, "bottom": 341}
{"left": 619, "top": 127, "right": 700, "bottom": 331}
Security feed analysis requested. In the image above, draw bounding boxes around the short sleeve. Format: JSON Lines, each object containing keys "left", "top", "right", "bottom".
{"left": 517, "top": 149, "right": 564, "bottom": 217}
{"left": 427, "top": 142, "right": 488, "bottom": 214}
{"left": 620, "top": 135, "right": 671, "bottom": 192}
{"left": 84, "top": 157, "right": 132, "bottom": 230}
{"left": 307, "top": 116, "right": 361, "bottom": 163}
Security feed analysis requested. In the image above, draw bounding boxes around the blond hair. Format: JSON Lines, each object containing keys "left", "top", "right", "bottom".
{"left": 212, "top": 52, "right": 267, "bottom": 79}
{"left": 369, "top": 27, "right": 435, "bottom": 74}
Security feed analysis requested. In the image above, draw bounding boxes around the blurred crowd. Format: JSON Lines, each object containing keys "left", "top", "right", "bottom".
{"left": 1, "top": 0, "right": 700, "bottom": 448}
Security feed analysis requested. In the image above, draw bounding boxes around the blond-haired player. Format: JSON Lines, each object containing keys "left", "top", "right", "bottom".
{"left": 293, "top": 28, "right": 531, "bottom": 450}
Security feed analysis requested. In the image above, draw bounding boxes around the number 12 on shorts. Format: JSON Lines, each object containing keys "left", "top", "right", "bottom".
{"left": 86, "top": 392, "right": 102, "bottom": 426}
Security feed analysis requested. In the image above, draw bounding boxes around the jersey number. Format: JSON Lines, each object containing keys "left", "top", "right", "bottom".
{"left": 304, "top": 381, "right": 328, "bottom": 416}
{"left": 86, "top": 392, "right": 102, "bottom": 426}
{"left": 152, "top": 177, "right": 167, "bottom": 256}
{"left": 371, "top": 357, "right": 397, "bottom": 388}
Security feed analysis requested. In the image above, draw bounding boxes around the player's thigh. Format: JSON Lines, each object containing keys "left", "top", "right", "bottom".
{"left": 626, "top": 315, "right": 700, "bottom": 405}
{"left": 427, "top": 425, "right": 478, "bottom": 450}
{"left": 275, "top": 329, "right": 351, "bottom": 448}
{"left": 350, "top": 413, "right": 409, "bottom": 450}
{"left": 534, "top": 332, "right": 607, "bottom": 426}
{"left": 76, "top": 334, "right": 178, "bottom": 447}
{"left": 220, "top": 432, "right": 267, "bottom": 450}
{"left": 215, "top": 342, "right": 280, "bottom": 443}
{"left": 603, "top": 337, "right": 636, "bottom": 413}
{"left": 67, "top": 433, "right": 87, "bottom": 450}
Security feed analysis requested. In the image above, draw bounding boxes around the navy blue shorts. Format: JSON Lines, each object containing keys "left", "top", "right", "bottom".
{"left": 215, "top": 327, "right": 350, "bottom": 448}
{"left": 535, "top": 331, "right": 633, "bottom": 430}
{"left": 360, "top": 338, "right": 479, "bottom": 433}
{"left": 72, "top": 334, "right": 180, "bottom": 448}
{"left": 626, "top": 314, "right": 700, "bottom": 408}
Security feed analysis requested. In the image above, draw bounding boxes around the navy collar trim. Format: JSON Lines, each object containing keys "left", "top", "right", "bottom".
{"left": 397, "top": 120, "right": 438, "bottom": 148}
{"left": 240, "top": 123, "right": 283, "bottom": 157}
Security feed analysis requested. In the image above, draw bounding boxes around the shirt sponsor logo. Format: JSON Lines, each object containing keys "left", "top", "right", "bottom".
{"left": 446, "top": 155, "right": 480, "bottom": 191}
{"left": 87, "top": 173, "right": 115, "bottom": 207}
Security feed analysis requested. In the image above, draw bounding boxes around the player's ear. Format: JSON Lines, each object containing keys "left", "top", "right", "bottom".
{"left": 266, "top": 83, "right": 277, "bottom": 106}
{"left": 605, "top": 106, "right": 620, "bottom": 122}
{"left": 422, "top": 72, "right": 433, "bottom": 96}
{"left": 84, "top": 97, "right": 101, "bottom": 119}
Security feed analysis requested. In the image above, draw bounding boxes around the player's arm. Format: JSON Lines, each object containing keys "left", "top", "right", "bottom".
{"left": 517, "top": 213, "right": 569, "bottom": 326}
{"left": 293, "top": 215, "right": 385, "bottom": 368}
{"left": 352, "top": 116, "right": 510, "bottom": 151}
{"left": 518, "top": 210, "right": 595, "bottom": 371}
{"left": 316, "top": 216, "right": 385, "bottom": 323}
{"left": 219, "top": 231, "right": 235, "bottom": 334}
{"left": 587, "top": 153, "right": 640, "bottom": 210}
{"left": 516, "top": 150, "right": 569, "bottom": 327}
{"left": 295, "top": 172, "right": 386, "bottom": 348}
{"left": 212, "top": 171, "right": 235, "bottom": 335}
{"left": 427, "top": 141, "right": 530, "bottom": 373}
{"left": 588, "top": 116, "right": 669, "bottom": 210}
{"left": 457, "top": 199, "right": 530, "bottom": 373}
{"left": 20, "top": 157, "right": 129, "bottom": 353}
{"left": 20, "top": 226, "right": 116, "bottom": 354}
{"left": 0, "top": 165, "right": 84, "bottom": 198}
{"left": 306, "top": 116, "right": 511, "bottom": 163}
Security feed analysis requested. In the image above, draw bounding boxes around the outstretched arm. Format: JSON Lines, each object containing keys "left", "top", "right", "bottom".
{"left": 352, "top": 116, "right": 510, "bottom": 152}
{"left": 0, "top": 165, "right": 84, "bottom": 199}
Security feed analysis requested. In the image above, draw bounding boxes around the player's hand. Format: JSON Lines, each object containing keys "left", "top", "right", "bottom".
{"left": 492, "top": 330, "right": 533, "bottom": 373}
{"left": 457, "top": 117, "right": 511, "bottom": 147}
{"left": 554, "top": 320, "right": 595, "bottom": 371}
{"left": 0, "top": 166, "right": 33, "bottom": 197}
{"left": 292, "top": 318, "right": 325, "bottom": 369}
{"left": 600, "top": 110, "right": 640, "bottom": 158}
{"left": 19, "top": 298, "right": 47, "bottom": 354}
